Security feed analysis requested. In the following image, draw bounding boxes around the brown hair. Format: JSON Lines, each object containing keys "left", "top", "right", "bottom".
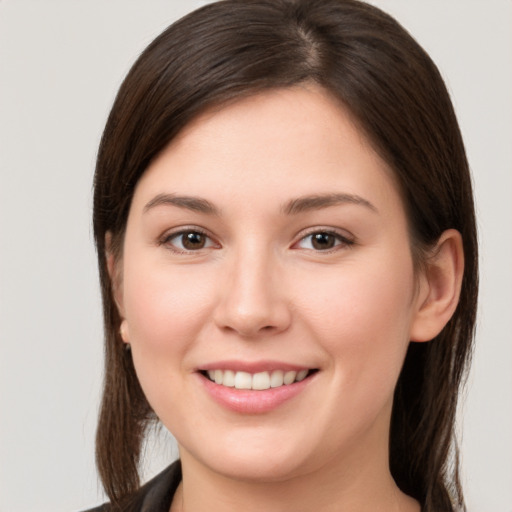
{"left": 93, "top": 1, "right": 478, "bottom": 510}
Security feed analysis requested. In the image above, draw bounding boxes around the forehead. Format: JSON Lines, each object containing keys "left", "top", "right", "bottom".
{"left": 131, "top": 85, "right": 403, "bottom": 220}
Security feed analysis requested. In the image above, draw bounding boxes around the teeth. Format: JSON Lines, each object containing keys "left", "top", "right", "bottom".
{"left": 234, "top": 371, "right": 252, "bottom": 389}
{"left": 205, "top": 369, "right": 311, "bottom": 390}
{"left": 222, "top": 369, "right": 235, "bottom": 387}
{"left": 283, "top": 370, "right": 297, "bottom": 385}
{"left": 296, "top": 369, "right": 308, "bottom": 381}
{"left": 252, "top": 371, "right": 270, "bottom": 390}
{"left": 270, "top": 370, "right": 284, "bottom": 388}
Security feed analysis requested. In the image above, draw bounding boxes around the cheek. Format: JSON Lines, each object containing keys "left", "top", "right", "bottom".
{"left": 121, "top": 257, "right": 221, "bottom": 419}
{"left": 296, "top": 254, "right": 416, "bottom": 387}
{"left": 122, "top": 255, "right": 217, "bottom": 361}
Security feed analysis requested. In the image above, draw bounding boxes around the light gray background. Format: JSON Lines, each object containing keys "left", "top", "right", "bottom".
{"left": 0, "top": 1, "right": 511, "bottom": 511}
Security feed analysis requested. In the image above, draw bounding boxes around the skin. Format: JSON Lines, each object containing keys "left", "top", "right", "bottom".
{"left": 110, "top": 85, "right": 463, "bottom": 512}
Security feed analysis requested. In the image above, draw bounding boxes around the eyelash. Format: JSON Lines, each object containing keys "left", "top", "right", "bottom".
{"left": 159, "top": 227, "right": 355, "bottom": 254}
{"left": 160, "top": 227, "right": 217, "bottom": 254}
{"left": 294, "top": 229, "right": 355, "bottom": 252}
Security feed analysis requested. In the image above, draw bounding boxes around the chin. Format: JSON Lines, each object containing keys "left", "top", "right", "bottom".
{"left": 211, "top": 455, "right": 311, "bottom": 483}
{"left": 180, "top": 432, "right": 317, "bottom": 483}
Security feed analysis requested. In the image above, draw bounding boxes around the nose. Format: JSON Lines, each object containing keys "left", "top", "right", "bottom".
{"left": 213, "top": 246, "right": 292, "bottom": 338}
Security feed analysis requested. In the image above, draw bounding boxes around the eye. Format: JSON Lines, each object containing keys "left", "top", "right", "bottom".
{"left": 163, "top": 229, "right": 217, "bottom": 252}
{"left": 295, "top": 230, "right": 353, "bottom": 251}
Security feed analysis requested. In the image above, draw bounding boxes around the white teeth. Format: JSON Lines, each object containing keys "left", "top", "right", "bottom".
{"left": 283, "top": 371, "right": 297, "bottom": 385}
{"left": 296, "top": 369, "right": 308, "bottom": 382}
{"left": 270, "top": 370, "right": 284, "bottom": 388}
{"left": 205, "top": 369, "right": 311, "bottom": 390}
{"left": 252, "top": 371, "right": 270, "bottom": 390}
{"left": 234, "top": 371, "right": 252, "bottom": 390}
{"left": 222, "top": 369, "right": 235, "bottom": 387}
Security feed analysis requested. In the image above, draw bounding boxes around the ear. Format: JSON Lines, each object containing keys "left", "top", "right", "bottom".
{"left": 106, "top": 232, "right": 131, "bottom": 344}
{"left": 105, "top": 231, "right": 126, "bottom": 318}
{"left": 409, "top": 229, "right": 464, "bottom": 342}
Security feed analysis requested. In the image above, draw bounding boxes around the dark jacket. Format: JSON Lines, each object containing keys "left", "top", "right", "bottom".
{"left": 82, "top": 460, "right": 182, "bottom": 512}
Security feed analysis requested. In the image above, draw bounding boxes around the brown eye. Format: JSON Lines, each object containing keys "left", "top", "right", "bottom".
{"left": 311, "top": 232, "right": 336, "bottom": 250}
{"left": 182, "top": 231, "right": 206, "bottom": 250}
{"left": 295, "top": 230, "right": 353, "bottom": 251}
{"left": 164, "top": 230, "right": 215, "bottom": 252}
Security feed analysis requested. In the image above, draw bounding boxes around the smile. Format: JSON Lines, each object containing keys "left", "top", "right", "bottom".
{"left": 203, "top": 369, "right": 313, "bottom": 390}
{"left": 197, "top": 362, "right": 319, "bottom": 413}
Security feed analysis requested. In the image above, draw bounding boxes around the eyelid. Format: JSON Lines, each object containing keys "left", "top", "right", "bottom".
{"left": 292, "top": 227, "right": 356, "bottom": 251}
{"left": 159, "top": 225, "right": 220, "bottom": 253}
{"left": 158, "top": 225, "right": 354, "bottom": 253}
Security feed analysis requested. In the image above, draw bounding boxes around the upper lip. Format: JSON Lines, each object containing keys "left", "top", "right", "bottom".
{"left": 197, "top": 360, "right": 315, "bottom": 373}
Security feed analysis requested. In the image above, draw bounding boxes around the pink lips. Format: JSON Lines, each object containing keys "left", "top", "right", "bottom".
{"left": 196, "top": 360, "right": 316, "bottom": 414}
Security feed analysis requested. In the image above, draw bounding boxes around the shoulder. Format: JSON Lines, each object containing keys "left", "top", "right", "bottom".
{"left": 79, "top": 460, "right": 182, "bottom": 512}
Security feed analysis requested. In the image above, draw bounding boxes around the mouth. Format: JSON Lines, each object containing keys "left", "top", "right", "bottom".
{"left": 199, "top": 368, "right": 318, "bottom": 391}
{"left": 196, "top": 363, "right": 319, "bottom": 413}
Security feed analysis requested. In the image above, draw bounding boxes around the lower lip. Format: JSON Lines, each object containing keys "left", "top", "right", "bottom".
{"left": 198, "top": 373, "right": 315, "bottom": 414}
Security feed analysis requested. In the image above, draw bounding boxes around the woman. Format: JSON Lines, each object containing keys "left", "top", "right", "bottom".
{"left": 88, "top": 0, "right": 478, "bottom": 510}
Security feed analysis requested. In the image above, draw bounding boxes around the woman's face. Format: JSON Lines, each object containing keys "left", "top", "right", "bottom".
{"left": 116, "top": 86, "right": 426, "bottom": 482}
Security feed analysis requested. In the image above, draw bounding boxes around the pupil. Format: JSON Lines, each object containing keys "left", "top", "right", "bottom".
{"left": 312, "top": 233, "right": 335, "bottom": 250}
{"left": 183, "top": 232, "right": 205, "bottom": 249}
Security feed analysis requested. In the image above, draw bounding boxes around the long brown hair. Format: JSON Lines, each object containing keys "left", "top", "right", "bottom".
{"left": 93, "top": 1, "right": 478, "bottom": 510}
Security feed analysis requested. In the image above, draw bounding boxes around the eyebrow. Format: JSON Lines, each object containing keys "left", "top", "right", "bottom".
{"left": 143, "top": 192, "right": 377, "bottom": 217}
{"left": 143, "top": 193, "right": 220, "bottom": 215}
{"left": 282, "top": 193, "right": 378, "bottom": 215}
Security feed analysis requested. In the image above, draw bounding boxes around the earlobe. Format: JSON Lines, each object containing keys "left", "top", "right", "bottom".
{"left": 410, "top": 229, "right": 464, "bottom": 342}
{"left": 120, "top": 319, "right": 130, "bottom": 343}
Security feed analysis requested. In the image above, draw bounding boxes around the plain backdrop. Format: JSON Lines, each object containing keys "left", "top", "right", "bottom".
{"left": 0, "top": 1, "right": 511, "bottom": 511}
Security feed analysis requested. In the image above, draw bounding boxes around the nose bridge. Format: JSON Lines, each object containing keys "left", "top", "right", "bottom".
{"left": 214, "top": 239, "right": 290, "bottom": 337}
